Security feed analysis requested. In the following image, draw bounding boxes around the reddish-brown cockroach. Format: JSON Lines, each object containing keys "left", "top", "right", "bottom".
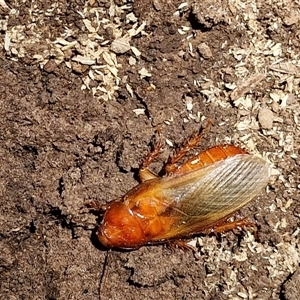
{"left": 96, "top": 131, "right": 269, "bottom": 250}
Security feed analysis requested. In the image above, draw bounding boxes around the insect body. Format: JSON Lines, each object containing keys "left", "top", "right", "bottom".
{"left": 97, "top": 135, "right": 269, "bottom": 250}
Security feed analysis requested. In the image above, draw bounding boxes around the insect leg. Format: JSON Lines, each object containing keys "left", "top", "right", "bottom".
{"left": 139, "top": 139, "right": 163, "bottom": 182}
{"left": 165, "top": 119, "right": 212, "bottom": 173}
{"left": 85, "top": 201, "right": 107, "bottom": 212}
{"left": 209, "top": 218, "right": 257, "bottom": 235}
{"left": 167, "top": 239, "right": 198, "bottom": 253}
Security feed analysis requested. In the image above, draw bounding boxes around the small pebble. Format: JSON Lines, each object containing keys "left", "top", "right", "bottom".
{"left": 197, "top": 42, "right": 212, "bottom": 59}
{"left": 258, "top": 108, "right": 274, "bottom": 129}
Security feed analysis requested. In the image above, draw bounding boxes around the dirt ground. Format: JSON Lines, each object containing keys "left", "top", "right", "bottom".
{"left": 0, "top": 1, "right": 299, "bottom": 299}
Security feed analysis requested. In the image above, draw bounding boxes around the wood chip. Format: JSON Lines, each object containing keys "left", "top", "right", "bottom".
{"left": 230, "top": 73, "right": 265, "bottom": 101}
{"left": 110, "top": 36, "right": 131, "bottom": 54}
{"left": 72, "top": 55, "right": 95, "bottom": 65}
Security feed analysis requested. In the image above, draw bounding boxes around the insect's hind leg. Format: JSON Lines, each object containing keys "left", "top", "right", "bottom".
{"left": 209, "top": 218, "right": 257, "bottom": 238}
{"left": 165, "top": 119, "right": 212, "bottom": 173}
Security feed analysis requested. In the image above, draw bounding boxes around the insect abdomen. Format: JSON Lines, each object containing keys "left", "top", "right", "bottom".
{"left": 174, "top": 145, "right": 247, "bottom": 174}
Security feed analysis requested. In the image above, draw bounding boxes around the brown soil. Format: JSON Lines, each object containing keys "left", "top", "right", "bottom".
{"left": 0, "top": 1, "right": 299, "bottom": 299}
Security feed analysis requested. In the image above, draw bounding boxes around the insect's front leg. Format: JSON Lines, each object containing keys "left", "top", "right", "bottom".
{"left": 85, "top": 200, "right": 107, "bottom": 212}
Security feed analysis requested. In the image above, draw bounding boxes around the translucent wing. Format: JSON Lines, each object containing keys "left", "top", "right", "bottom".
{"left": 155, "top": 154, "right": 269, "bottom": 240}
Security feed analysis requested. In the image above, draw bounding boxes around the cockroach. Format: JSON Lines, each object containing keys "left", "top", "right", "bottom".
{"left": 95, "top": 130, "right": 269, "bottom": 250}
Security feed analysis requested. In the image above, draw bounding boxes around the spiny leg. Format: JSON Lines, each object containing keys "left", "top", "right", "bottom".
{"left": 85, "top": 200, "right": 107, "bottom": 212}
{"left": 139, "top": 138, "right": 164, "bottom": 182}
{"left": 206, "top": 218, "right": 257, "bottom": 235}
{"left": 166, "top": 239, "right": 198, "bottom": 253}
{"left": 165, "top": 119, "right": 212, "bottom": 173}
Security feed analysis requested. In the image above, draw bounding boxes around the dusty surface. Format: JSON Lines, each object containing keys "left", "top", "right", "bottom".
{"left": 0, "top": 1, "right": 299, "bottom": 299}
